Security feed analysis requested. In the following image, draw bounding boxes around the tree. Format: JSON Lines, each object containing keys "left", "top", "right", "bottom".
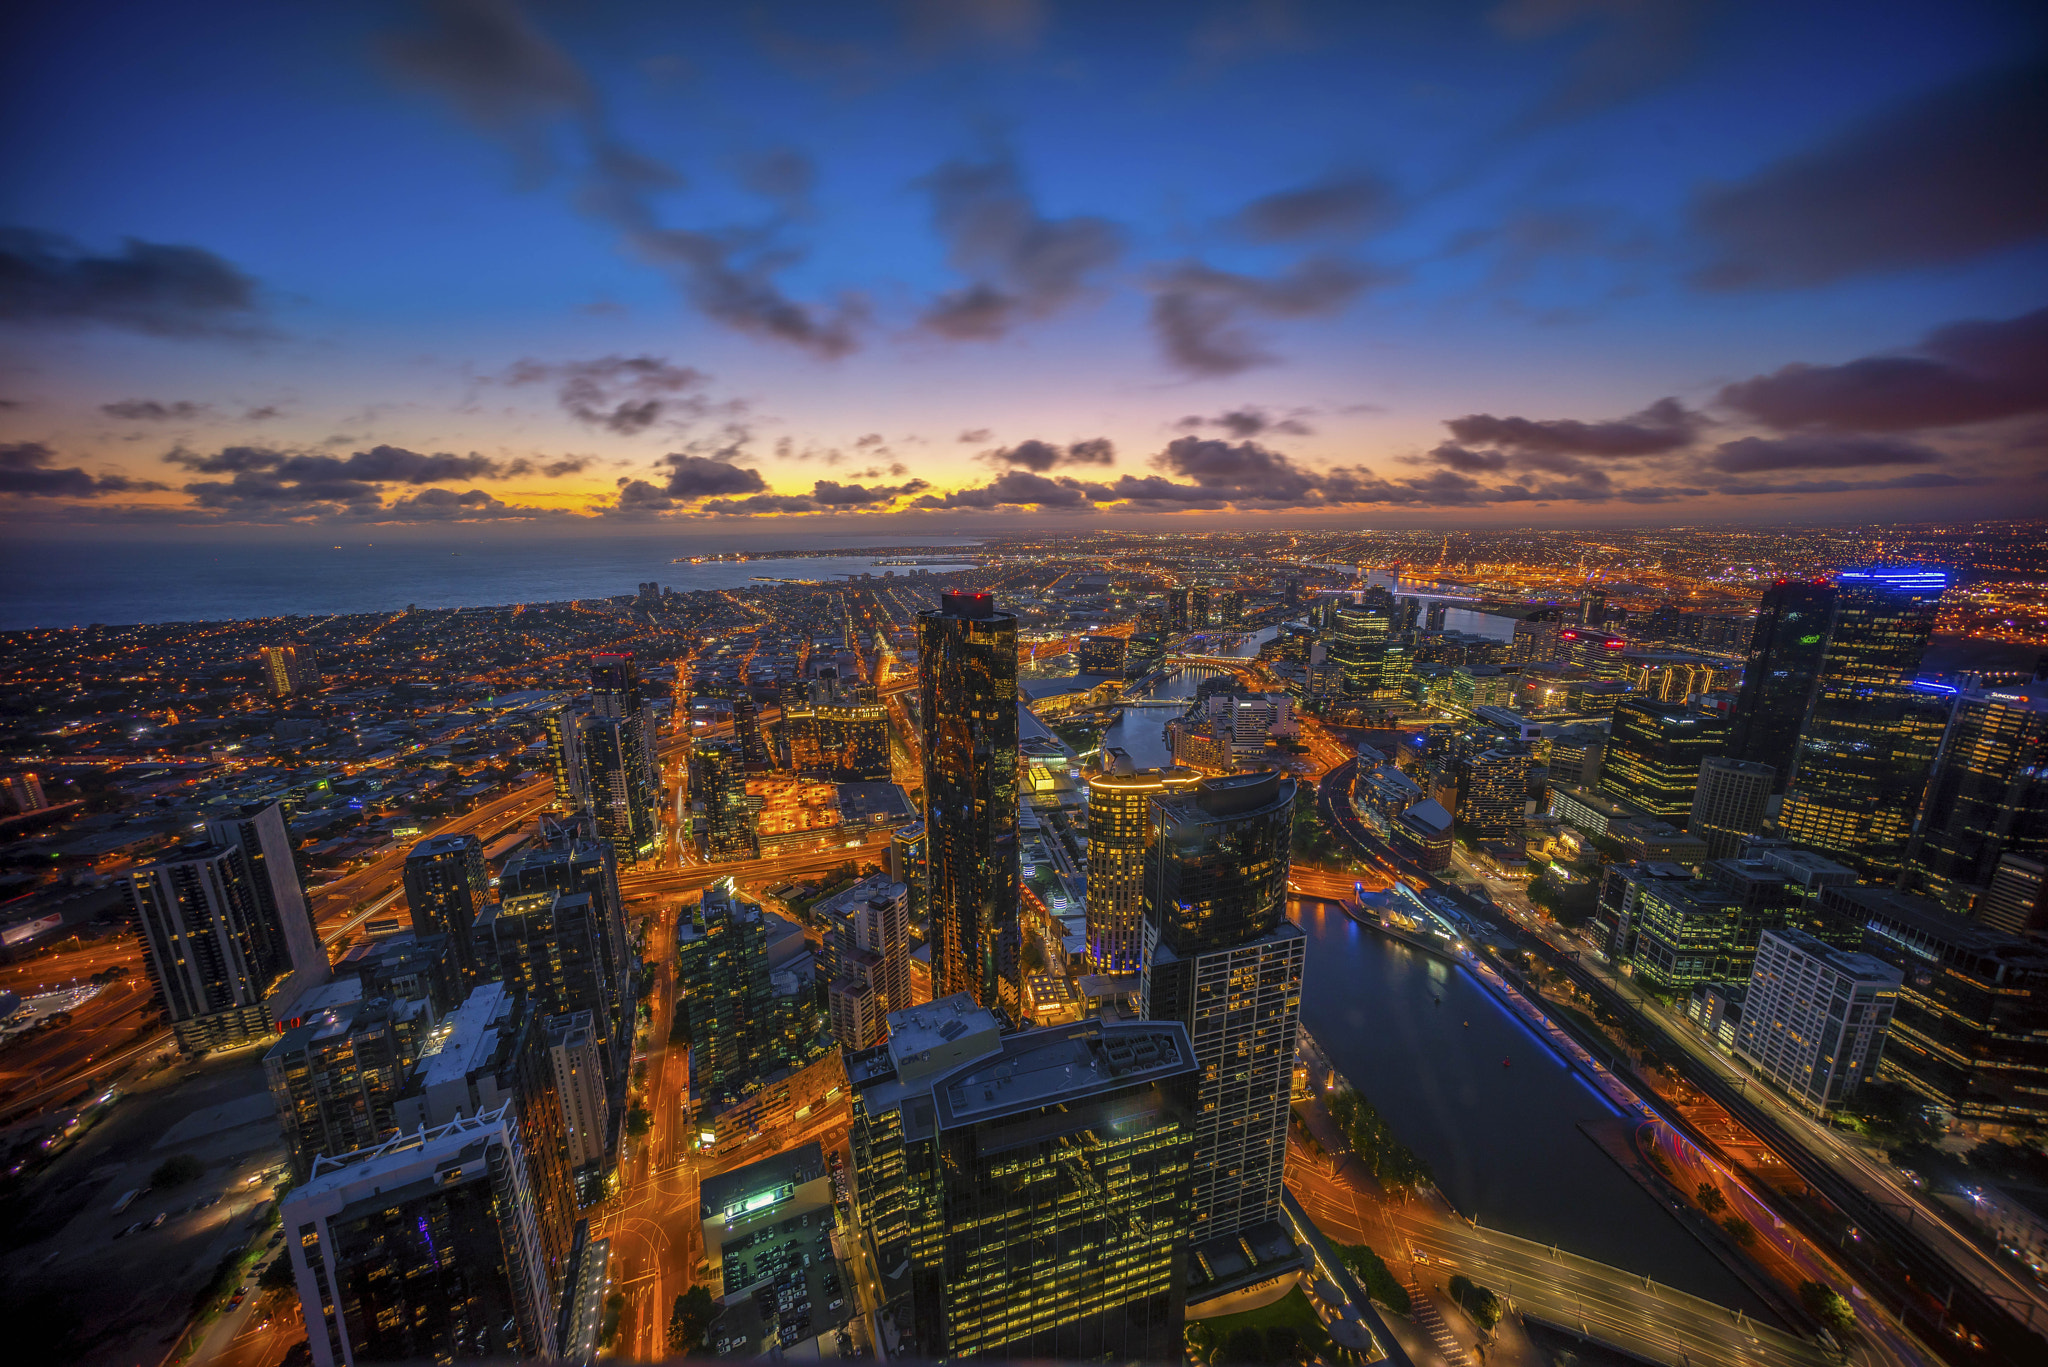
{"left": 1220, "top": 1326, "right": 1266, "bottom": 1365}
{"left": 1448, "top": 1274, "right": 1503, "bottom": 1332}
{"left": 1719, "top": 1214, "right": 1755, "bottom": 1247}
{"left": 1336, "top": 1243, "right": 1411, "bottom": 1314}
{"left": 260, "top": 1255, "right": 296, "bottom": 1292}
{"left": 1695, "top": 1182, "right": 1727, "bottom": 1215}
{"left": 668, "top": 1285, "right": 717, "bottom": 1355}
{"left": 1799, "top": 1281, "right": 1856, "bottom": 1337}
{"left": 152, "top": 1154, "right": 204, "bottom": 1188}
{"left": 627, "top": 1104, "right": 652, "bottom": 1137}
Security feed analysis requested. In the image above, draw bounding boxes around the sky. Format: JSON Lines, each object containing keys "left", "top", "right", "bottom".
{"left": 2, "top": 0, "right": 2045, "bottom": 537}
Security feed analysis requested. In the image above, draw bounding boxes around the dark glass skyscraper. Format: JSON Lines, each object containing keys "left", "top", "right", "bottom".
{"left": 1729, "top": 580, "right": 1836, "bottom": 791}
{"left": 582, "top": 652, "right": 661, "bottom": 865}
{"left": 1142, "top": 769, "right": 1303, "bottom": 1246}
{"left": 1599, "top": 699, "right": 1729, "bottom": 822}
{"left": 404, "top": 833, "right": 490, "bottom": 984}
{"left": 919, "top": 590, "right": 1021, "bottom": 1014}
{"left": 1907, "top": 680, "right": 2048, "bottom": 915}
{"left": 1326, "top": 598, "right": 1391, "bottom": 698}
{"left": 690, "top": 735, "right": 758, "bottom": 861}
{"left": 1781, "top": 567, "right": 1948, "bottom": 881}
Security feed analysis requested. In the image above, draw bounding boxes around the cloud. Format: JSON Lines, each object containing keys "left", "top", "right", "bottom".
{"left": 980, "top": 438, "right": 1116, "bottom": 471}
{"left": 917, "top": 149, "right": 1124, "bottom": 340}
{"left": 167, "top": 443, "right": 507, "bottom": 483}
{"left": 654, "top": 452, "right": 770, "bottom": 499}
{"left": 807, "top": 478, "right": 930, "bottom": 505}
{"left": 1708, "top": 434, "right": 1946, "bottom": 474}
{"left": 1717, "top": 472, "right": 1983, "bottom": 497}
{"left": 1426, "top": 443, "right": 1510, "bottom": 474}
{"left": 0, "top": 228, "right": 268, "bottom": 338}
{"left": 378, "top": 487, "right": 533, "bottom": 519}
{"left": 612, "top": 479, "right": 677, "bottom": 512}
{"left": 503, "top": 455, "right": 594, "bottom": 477}
{"left": 1174, "top": 407, "right": 1313, "bottom": 438}
{"left": 733, "top": 146, "right": 817, "bottom": 213}
{"left": 244, "top": 406, "right": 282, "bottom": 421}
{"left": 1718, "top": 305, "right": 2048, "bottom": 432}
{"left": 957, "top": 428, "right": 992, "bottom": 443}
{"left": 912, "top": 469, "right": 1100, "bottom": 510}
{"left": 1150, "top": 257, "right": 1385, "bottom": 375}
{"left": 1229, "top": 174, "right": 1394, "bottom": 243}
{"left": 0, "top": 442, "right": 166, "bottom": 497}
{"left": 384, "top": 0, "right": 856, "bottom": 355}
{"left": 507, "top": 354, "right": 715, "bottom": 433}
{"left": 101, "top": 399, "right": 209, "bottom": 421}
{"left": 1444, "top": 397, "right": 1701, "bottom": 456}
{"left": 1492, "top": 0, "right": 1710, "bottom": 126}
{"left": 1691, "top": 56, "right": 2048, "bottom": 290}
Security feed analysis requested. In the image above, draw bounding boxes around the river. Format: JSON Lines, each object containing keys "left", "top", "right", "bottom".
{"left": 1095, "top": 623, "right": 1286, "bottom": 766}
{"left": 1289, "top": 898, "right": 1769, "bottom": 1313}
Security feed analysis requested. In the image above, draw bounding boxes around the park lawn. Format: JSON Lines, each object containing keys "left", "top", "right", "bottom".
{"left": 1197, "top": 1285, "right": 1327, "bottom": 1341}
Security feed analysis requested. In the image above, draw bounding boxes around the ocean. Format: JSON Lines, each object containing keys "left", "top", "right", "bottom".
{"left": 0, "top": 533, "right": 983, "bottom": 629}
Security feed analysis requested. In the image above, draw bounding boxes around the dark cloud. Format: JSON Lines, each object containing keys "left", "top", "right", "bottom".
{"left": 1150, "top": 257, "right": 1385, "bottom": 375}
{"left": 1708, "top": 435, "right": 1945, "bottom": 475}
{"left": 1153, "top": 435, "right": 1321, "bottom": 501}
{"left": 244, "top": 406, "right": 282, "bottom": 421}
{"left": 1691, "top": 57, "right": 2048, "bottom": 290}
{"left": 808, "top": 478, "right": 930, "bottom": 506}
{"left": 1717, "top": 472, "right": 1983, "bottom": 497}
{"left": 0, "top": 442, "right": 165, "bottom": 497}
{"left": 911, "top": 469, "right": 1099, "bottom": 510}
{"left": 385, "top": 0, "right": 856, "bottom": 355}
{"left": 918, "top": 150, "right": 1124, "bottom": 339}
{"left": 1445, "top": 397, "right": 1701, "bottom": 456}
{"left": 612, "top": 479, "right": 677, "bottom": 512}
{"left": 167, "top": 443, "right": 507, "bottom": 484}
{"left": 981, "top": 438, "right": 1116, "bottom": 471}
{"left": 957, "top": 428, "right": 992, "bottom": 443}
{"left": 1229, "top": 174, "right": 1394, "bottom": 243}
{"left": 379, "top": 487, "right": 530, "bottom": 519}
{"left": 1174, "top": 407, "right": 1313, "bottom": 439}
{"left": 654, "top": 453, "right": 770, "bottom": 499}
{"left": 733, "top": 146, "right": 817, "bottom": 212}
{"left": 700, "top": 493, "right": 824, "bottom": 515}
{"left": 0, "top": 228, "right": 268, "bottom": 338}
{"left": 101, "top": 399, "right": 209, "bottom": 421}
{"left": 1718, "top": 305, "right": 2048, "bottom": 432}
{"left": 1492, "top": 0, "right": 1710, "bottom": 126}
{"left": 504, "top": 455, "right": 594, "bottom": 478}
{"left": 508, "top": 355, "right": 714, "bottom": 434}
{"left": 1426, "top": 443, "right": 1509, "bottom": 474}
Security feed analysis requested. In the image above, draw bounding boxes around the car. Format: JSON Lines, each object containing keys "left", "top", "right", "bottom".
{"left": 147, "top": 1212, "right": 167, "bottom": 1229}
{"left": 829, "top": 1299, "right": 845, "bottom": 1312}
{"left": 1410, "top": 1247, "right": 1429, "bottom": 1263}
{"left": 229, "top": 1294, "right": 245, "bottom": 1310}
{"left": 117, "top": 1221, "right": 144, "bottom": 1238}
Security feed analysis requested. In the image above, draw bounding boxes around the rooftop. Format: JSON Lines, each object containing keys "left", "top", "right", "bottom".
{"left": 933, "top": 1018, "right": 1194, "bottom": 1129}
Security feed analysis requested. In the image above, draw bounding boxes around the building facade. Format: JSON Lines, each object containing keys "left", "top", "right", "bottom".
{"left": 125, "top": 842, "right": 300, "bottom": 1052}
{"left": 1728, "top": 580, "right": 1835, "bottom": 788}
{"left": 1733, "top": 928, "right": 1901, "bottom": 1114}
{"left": 1599, "top": 698, "right": 1729, "bottom": 822}
{"left": 1084, "top": 751, "right": 1200, "bottom": 973}
{"left": 404, "top": 833, "right": 490, "bottom": 985}
{"left": 1906, "top": 680, "right": 2048, "bottom": 917}
{"left": 1690, "top": 757, "right": 1776, "bottom": 862}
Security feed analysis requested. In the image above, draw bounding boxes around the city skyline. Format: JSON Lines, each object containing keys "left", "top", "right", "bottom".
{"left": 4, "top": 1, "right": 2046, "bottom": 534}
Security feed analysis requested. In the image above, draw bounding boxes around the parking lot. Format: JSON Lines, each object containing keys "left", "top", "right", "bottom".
{"left": 710, "top": 1204, "right": 856, "bottom": 1358}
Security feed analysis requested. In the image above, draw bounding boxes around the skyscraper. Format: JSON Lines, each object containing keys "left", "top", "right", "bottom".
{"left": 674, "top": 879, "right": 785, "bottom": 1103}
{"left": 206, "top": 801, "right": 327, "bottom": 996}
{"left": 817, "top": 875, "right": 913, "bottom": 1050}
{"left": 690, "top": 736, "right": 758, "bottom": 861}
{"left": 1729, "top": 580, "right": 1836, "bottom": 790}
{"left": 783, "top": 679, "right": 891, "bottom": 780}
{"left": 1085, "top": 750, "right": 1200, "bottom": 973}
{"left": 1780, "top": 567, "right": 1948, "bottom": 880}
{"left": 1190, "top": 582, "right": 1213, "bottom": 629}
{"left": 265, "top": 991, "right": 430, "bottom": 1181}
{"left": 404, "top": 833, "right": 490, "bottom": 984}
{"left": 1600, "top": 699, "right": 1730, "bottom": 821}
{"left": 1, "top": 771, "right": 47, "bottom": 812}
{"left": 1733, "top": 928, "right": 1901, "bottom": 1115}
{"left": 125, "top": 842, "right": 302, "bottom": 1052}
{"left": 544, "top": 707, "right": 588, "bottom": 811}
{"left": 919, "top": 590, "right": 1021, "bottom": 1014}
{"left": 1326, "top": 598, "right": 1391, "bottom": 698}
{"left": 848, "top": 1002, "right": 1198, "bottom": 1361}
{"left": 731, "top": 694, "right": 771, "bottom": 773}
{"left": 472, "top": 887, "right": 621, "bottom": 1084}
{"left": 1142, "top": 769, "right": 1302, "bottom": 1247}
{"left": 499, "top": 830, "right": 628, "bottom": 1043}
{"left": 1167, "top": 585, "right": 1190, "bottom": 632}
{"left": 1978, "top": 853, "right": 2047, "bottom": 938}
{"left": 261, "top": 644, "right": 321, "bottom": 699}
{"left": 1906, "top": 679, "right": 2048, "bottom": 916}
{"left": 1690, "top": 757, "right": 1776, "bottom": 861}
{"left": 579, "top": 713, "right": 660, "bottom": 866}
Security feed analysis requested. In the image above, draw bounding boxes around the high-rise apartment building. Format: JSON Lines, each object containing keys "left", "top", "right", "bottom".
{"left": 404, "top": 833, "right": 490, "bottom": 984}
{"left": 265, "top": 989, "right": 431, "bottom": 1181}
{"left": 1829, "top": 884, "right": 2048, "bottom": 1126}
{"left": 544, "top": 707, "right": 588, "bottom": 811}
{"left": 1734, "top": 928, "right": 1901, "bottom": 1114}
{"left": 261, "top": 644, "right": 321, "bottom": 699}
{"left": 816, "top": 874, "right": 913, "bottom": 1050}
{"left": 472, "top": 887, "right": 621, "bottom": 1084}
{"left": 675, "top": 879, "right": 789, "bottom": 1104}
{"left": 1077, "top": 632, "right": 1128, "bottom": 676}
{"left": 1729, "top": 580, "right": 1835, "bottom": 790}
{"left": 206, "top": 800, "right": 327, "bottom": 993}
{"left": 690, "top": 736, "right": 759, "bottom": 861}
{"left": 125, "top": 842, "right": 303, "bottom": 1052}
{"left": 1600, "top": 699, "right": 1729, "bottom": 821}
{"left": 847, "top": 1002, "right": 1198, "bottom": 1362}
{"left": 889, "top": 819, "right": 927, "bottom": 925}
{"left": 1906, "top": 679, "right": 2048, "bottom": 916}
{"left": 1461, "top": 745, "right": 1532, "bottom": 840}
{"left": 578, "top": 713, "right": 661, "bottom": 866}
{"left": 544, "top": 1010, "right": 610, "bottom": 1184}
{"left": 1690, "top": 758, "right": 1775, "bottom": 862}
{"left": 1190, "top": 582, "right": 1213, "bottom": 629}
{"left": 499, "top": 831, "right": 629, "bottom": 1054}
{"left": 1780, "top": 567, "right": 1948, "bottom": 881}
{"left": 1221, "top": 587, "right": 1244, "bottom": 625}
{"left": 1142, "top": 769, "right": 1302, "bottom": 1247}
{"left": 731, "top": 694, "right": 772, "bottom": 773}
{"left": 1, "top": 771, "right": 47, "bottom": 812}
{"left": 919, "top": 590, "right": 1021, "bottom": 1014}
{"left": 783, "top": 679, "right": 891, "bottom": 781}
{"left": 1085, "top": 750, "right": 1200, "bottom": 973}
{"left": 1167, "top": 586, "right": 1190, "bottom": 632}
{"left": 284, "top": 1106, "right": 560, "bottom": 1366}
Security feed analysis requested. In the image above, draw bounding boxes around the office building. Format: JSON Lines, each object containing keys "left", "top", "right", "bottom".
{"left": 473, "top": 887, "right": 621, "bottom": 1079}
{"left": 1191, "top": 582, "right": 1213, "bottom": 629}
{"left": 579, "top": 713, "right": 660, "bottom": 866}
{"left": 1142, "top": 769, "right": 1303, "bottom": 1247}
{"left": 1729, "top": 580, "right": 1836, "bottom": 790}
{"left": 731, "top": 694, "right": 772, "bottom": 773}
{"left": 1221, "top": 587, "right": 1244, "bottom": 625}
{"left": 1557, "top": 627, "right": 1630, "bottom": 679}
{"left": 1734, "top": 928, "right": 1901, "bottom": 1114}
{"left": 1545, "top": 725, "right": 1606, "bottom": 788}
{"left": 544, "top": 707, "right": 588, "bottom": 811}
{"left": 888, "top": 820, "right": 927, "bottom": 925}
{"left": 1625, "top": 653, "right": 1741, "bottom": 704}
{"left": 919, "top": 590, "right": 1022, "bottom": 1014}
{"left": 1077, "top": 632, "right": 1127, "bottom": 675}
{"left": 1579, "top": 589, "right": 1608, "bottom": 627}
{"left": 1978, "top": 854, "right": 2047, "bottom": 938}
{"left": 284, "top": 1106, "right": 559, "bottom": 1367}
{"left": 1834, "top": 885, "right": 2048, "bottom": 1126}
{"left": 691, "top": 736, "right": 759, "bottom": 862}
{"left": 499, "top": 832, "right": 629, "bottom": 1049}
{"left": 1085, "top": 751, "right": 1200, "bottom": 973}
{"left": 544, "top": 1011, "right": 610, "bottom": 1181}
{"left": 1461, "top": 745, "right": 1532, "bottom": 840}
{"left": 1327, "top": 598, "right": 1392, "bottom": 698}
{"left": 124, "top": 842, "right": 302, "bottom": 1052}
{"left": 1593, "top": 861, "right": 1697, "bottom": 964}
{"left": 206, "top": 801, "right": 327, "bottom": 993}
{"left": 404, "top": 833, "right": 490, "bottom": 985}
{"left": 1703, "top": 848, "right": 1863, "bottom": 952}
{"left": 817, "top": 875, "right": 913, "bottom": 1051}
{"left": 1628, "top": 876, "right": 1743, "bottom": 993}
{"left": 265, "top": 990, "right": 431, "bottom": 1181}
{"left": 784, "top": 679, "right": 891, "bottom": 781}
{"left": 1690, "top": 758, "right": 1775, "bottom": 861}
{"left": 262, "top": 644, "right": 321, "bottom": 699}
{"left": 1, "top": 771, "right": 47, "bottom": 813}
{"left": 1906, "top": 679, "right": 2048, "bottom": 916}
{"left": 1600, "top": 698, "right": 1729, "bottom": 822}
{"left": 848, "top": 1002, "right": 1197, "bottom": 1361}
{"left": 1167, "top": 586, "right": 1190, "bottom": 632}
{"left": 1780, "top": 567, "right": 1948, "bottom": 881}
